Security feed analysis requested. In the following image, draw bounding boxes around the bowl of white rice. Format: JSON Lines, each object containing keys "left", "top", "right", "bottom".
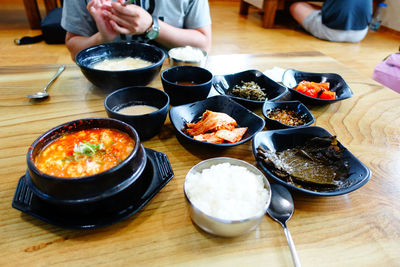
{"left": 184, "top": 157, "right": 271, "bottom": 237}
{"left": 168, "top": 46, "right": 207, "bottom": 67}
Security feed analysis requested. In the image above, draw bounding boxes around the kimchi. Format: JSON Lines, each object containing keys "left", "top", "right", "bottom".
{"left": 185, "top": 110, "right": 247, "bottom": 144}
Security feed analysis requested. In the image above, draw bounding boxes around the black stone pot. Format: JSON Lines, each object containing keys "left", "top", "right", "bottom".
{"left": 26, "top": 118, "right": 147, "bottom": 204}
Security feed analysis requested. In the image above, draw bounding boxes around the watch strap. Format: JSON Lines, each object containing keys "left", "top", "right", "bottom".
{"left": 145, "top": 15, "right": 159, "bottom": 40}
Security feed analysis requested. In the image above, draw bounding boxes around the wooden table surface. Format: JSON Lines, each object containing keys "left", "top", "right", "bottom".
{"left": 1, "top": 51, "right": 399, "bottom": 266}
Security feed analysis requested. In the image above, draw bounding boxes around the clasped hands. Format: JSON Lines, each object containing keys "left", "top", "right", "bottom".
{"left": 88, "top": 0, "right": 153, "bottom": 42}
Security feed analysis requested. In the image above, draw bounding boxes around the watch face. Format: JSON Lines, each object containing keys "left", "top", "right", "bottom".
{"left": 146, "top": 29, "right": 159, "bottom": 40}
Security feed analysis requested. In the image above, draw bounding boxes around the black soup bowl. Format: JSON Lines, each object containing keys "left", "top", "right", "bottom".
{"left": 104, "top": 86, "right": 170, "bottom": 140}
{"left": 26, "top": 118, "right": 147, "bottom": 204}
{"left": 75, "top": 42, "right": 165, "bottom": 91}
{"left": 161, "top": 65, "right": 213, "bottom": 106}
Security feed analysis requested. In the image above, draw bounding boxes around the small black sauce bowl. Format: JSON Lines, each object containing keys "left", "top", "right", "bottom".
{"left": 26, "top": 118, "right": 147, "bottom": 204}
{"left": 282, "top": 69, "right": 353, "bottom": 105}
{"left": 104, "top": 86, "right": 170, "bottom": 140}
{"left": 262, "top": 100, "right": 315, "bottom": 129}
{"left": 75, "top": 42, "right": 165, "bottom": 91}
{"left": 212, "top": 69, "right": 288, "bottom": 109}
{"left": 161, "top": 65, "right": 213, "bottom": 106}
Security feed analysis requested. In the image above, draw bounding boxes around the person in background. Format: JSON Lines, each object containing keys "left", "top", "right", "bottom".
{"left": 61, "top": 0, "right": 212, "bottom": 58}
{"left": 289, "top": 0, "right": 372, "bottom": 43}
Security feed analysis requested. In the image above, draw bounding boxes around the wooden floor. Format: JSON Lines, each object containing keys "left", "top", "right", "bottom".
{"left": 1, "top": 0, "right": 399, "bottom": 78}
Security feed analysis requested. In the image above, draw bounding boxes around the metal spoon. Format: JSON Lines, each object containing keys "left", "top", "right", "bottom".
{"left": 27, "top": 65, "right": 65, "bottom": 99}
{"left": 267, "top": 184, "right": 301, "bottom": 267}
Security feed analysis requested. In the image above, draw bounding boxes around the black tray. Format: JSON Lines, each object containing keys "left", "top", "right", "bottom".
{"left": 12, "top": 148, "right": 174, "bottom": 229}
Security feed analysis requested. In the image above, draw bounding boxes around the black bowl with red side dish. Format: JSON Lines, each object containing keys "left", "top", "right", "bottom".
{"left": 26, "top": 118, "right": 147, "bottom": 205}
{"left": 281, "top": 69, "right": 353, "bottom": 105}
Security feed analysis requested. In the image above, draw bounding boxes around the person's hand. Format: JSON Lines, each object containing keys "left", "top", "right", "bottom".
{"left": 101, "top": 2, "right": 153, "bottom": 36}
{"left": 87, "top": 0, "right": 119, "bottom": 42}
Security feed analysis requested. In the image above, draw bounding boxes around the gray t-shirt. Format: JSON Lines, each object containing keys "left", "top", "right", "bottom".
{"left": 61, "top": 0, "right": 212, "bottom": 38}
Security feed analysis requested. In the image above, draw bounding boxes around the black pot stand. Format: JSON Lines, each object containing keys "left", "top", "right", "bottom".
{"left": 12, "top": 148, "right": 174, "bottom": 229}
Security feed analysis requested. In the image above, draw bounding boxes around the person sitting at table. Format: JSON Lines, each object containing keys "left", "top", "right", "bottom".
{"left": 61, "top": 0, "right": 212, "bottom": 58}
{"left": 289, "top": 0, "right": 372, "bottom": 43}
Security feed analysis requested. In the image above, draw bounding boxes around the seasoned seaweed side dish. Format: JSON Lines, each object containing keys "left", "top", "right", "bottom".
{"left": 257, "top": 136, "right": 350, "bottom": 191}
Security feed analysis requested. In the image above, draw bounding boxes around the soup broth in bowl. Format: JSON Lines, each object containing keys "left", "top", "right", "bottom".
{"left": 117, "top": 104, "right": 159, "bottom": 116}
{"left": 92, "top": 57, "right": 153, "bottom": 71}
{"left": 35, "top": 128, "right": 135, "bottom": 178}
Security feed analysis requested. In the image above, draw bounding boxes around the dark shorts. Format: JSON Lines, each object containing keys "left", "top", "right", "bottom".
{"left": 303, "top": 11, "right": 368, "bottom": 43}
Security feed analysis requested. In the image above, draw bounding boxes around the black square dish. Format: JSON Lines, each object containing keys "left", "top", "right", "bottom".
{"left": 212, "top": 70, "right": 288, "bottom": 108}
{"left": 282, "top": 69, "right": 353, "bottom": 105}
{"left": 262, "top": 100, "right": 315, "bottom": 129}
{"left": 252, "top": 126, "right": 371, "bottom": 196}
{"left": 169, "top": 95, "right": 265, "bottom": 147}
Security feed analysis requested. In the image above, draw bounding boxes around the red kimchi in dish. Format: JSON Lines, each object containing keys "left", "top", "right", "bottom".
{"left": 185, "top": 110, "right": 247, "bottom": 144}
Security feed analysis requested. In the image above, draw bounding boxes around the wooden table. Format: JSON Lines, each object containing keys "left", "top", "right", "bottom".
{"left": 1, "top": 51, "right": 399, "bottom": 266}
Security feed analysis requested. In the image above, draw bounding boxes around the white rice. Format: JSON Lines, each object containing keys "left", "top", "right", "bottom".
{"left": 185, "top": 162, "right": 269, "bottom": 221}
{"left": 169, "top": 46, "right": 205, "bottom": 62}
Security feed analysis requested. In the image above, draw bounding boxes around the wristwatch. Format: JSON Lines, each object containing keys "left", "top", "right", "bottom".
{"left": 145, "top": 15, "right": 159, "bottom": 40}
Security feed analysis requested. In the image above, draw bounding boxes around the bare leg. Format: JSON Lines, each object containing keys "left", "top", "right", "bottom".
{"left": 289, "top": 2, "right": 318, "bottom": 25}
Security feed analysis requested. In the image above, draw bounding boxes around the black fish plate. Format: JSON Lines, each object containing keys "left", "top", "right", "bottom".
{"left": 252, "top": 127, "right": 371, "bottom": 196}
